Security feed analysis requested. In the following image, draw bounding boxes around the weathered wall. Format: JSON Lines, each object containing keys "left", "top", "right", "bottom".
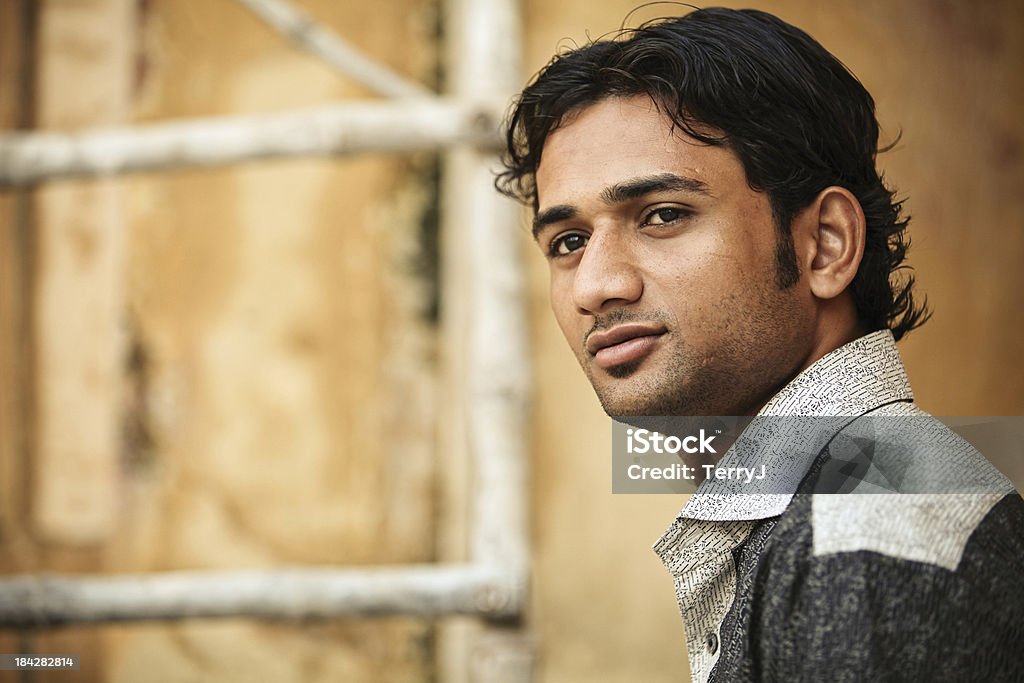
{"left": 1, "top": 2, "right": 1021, "bottom": 682}
{"left": 2, "top": 0, "right": 441, "bottom": 681}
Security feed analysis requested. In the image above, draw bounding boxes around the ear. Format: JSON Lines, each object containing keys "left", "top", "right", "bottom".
{"left": 795, "top": 186, "right": 866, "bottom": 300}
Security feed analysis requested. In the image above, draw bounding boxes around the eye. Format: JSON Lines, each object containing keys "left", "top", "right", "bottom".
{"left": 643, "top": 207, "right": 688, "bottom": 226}
{"left": 549, "top": 232, "right": 588, "bottom": 257}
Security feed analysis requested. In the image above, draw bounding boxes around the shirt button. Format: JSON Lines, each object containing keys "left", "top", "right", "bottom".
{"left": 706, "top": 632, "right": 719, "bottom": 655}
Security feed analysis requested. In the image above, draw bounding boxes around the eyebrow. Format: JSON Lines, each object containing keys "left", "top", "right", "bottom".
{"left": 601, "top": 172, "right": 710, "bottom": 204}
{"left": 532, "top": 172, "right": 711, "bottom": 240}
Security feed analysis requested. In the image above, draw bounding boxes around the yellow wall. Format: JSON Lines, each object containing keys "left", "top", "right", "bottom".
{"left": 2, "top": 0, "right": 440, "bottom": 680}
{"left": 0, "top": 2, "right": 1021, "bottom": 682}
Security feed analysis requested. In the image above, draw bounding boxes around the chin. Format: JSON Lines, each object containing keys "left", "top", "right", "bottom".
{"left": 596, "top": 387, "right": 672, "bottom": 417}
{"left": 595, "top": 376, "right": 717, "bottom": 417}
{"left": 590, "top": 370, "right": 660, "bottom": 416}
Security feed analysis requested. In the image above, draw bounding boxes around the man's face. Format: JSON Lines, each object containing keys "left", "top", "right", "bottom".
{"left": 533, "top": 96, "right": 817, "bottom": 416}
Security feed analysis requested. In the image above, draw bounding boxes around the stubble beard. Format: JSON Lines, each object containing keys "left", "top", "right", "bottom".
{"left": 584, "top": 333, "right": 744, "bottom": 416}
{"left": 581, "top": 275, "right": 807, "bottom": 418}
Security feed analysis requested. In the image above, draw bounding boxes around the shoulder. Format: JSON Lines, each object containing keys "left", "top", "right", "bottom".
{"left": 811, "top": 492, "right": 1020, "bottom": 571}
{"left": 754, "top": 490, "right": 1024, "bottom": 590}
{"left": 746, "top": 492, "right": 1024, "bottom": 680}
{"left": 806, "top": 402, "right": 1021, "bottom": 568}
{"left": 809, "top": 402, "right": 1015, "bottom": 496}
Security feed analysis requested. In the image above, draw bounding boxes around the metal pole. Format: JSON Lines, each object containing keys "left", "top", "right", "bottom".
{"left": 0, "top": 99, "right": 503, "bottom": 187}
{"left": 232, "top": 0, "right": 432, "bottom": 99}
{"left": 0, "top": 565, "right": 517, "bottom": 627}
{"left": 444, "top": 0, "right": 533, "bottom": 679}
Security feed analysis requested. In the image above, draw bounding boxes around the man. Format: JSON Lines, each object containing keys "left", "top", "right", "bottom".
{"left": 497, "top": 8, "right": 1024, "bottom": 682}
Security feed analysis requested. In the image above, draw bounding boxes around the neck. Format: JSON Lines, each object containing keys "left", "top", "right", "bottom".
{"left": 797, "top": 293, "right": 864, "bottom": 375}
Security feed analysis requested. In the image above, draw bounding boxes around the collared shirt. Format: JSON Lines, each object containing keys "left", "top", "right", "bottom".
{"left": 654, "top": 330, "right": 1024, "bottom": 682}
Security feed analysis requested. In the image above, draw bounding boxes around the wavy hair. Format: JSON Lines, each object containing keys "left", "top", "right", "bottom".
{"left": 497, "top": 8, "right": 929, "bottom": 339}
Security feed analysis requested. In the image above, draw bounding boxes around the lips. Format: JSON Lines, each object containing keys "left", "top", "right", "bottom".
{"left": 585, "top": 323, "right": 667, "bottom": 371}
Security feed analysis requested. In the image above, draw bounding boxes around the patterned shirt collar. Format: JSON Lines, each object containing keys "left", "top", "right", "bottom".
{"left": 670, "top": 329, "right": 914, "bottom": 523}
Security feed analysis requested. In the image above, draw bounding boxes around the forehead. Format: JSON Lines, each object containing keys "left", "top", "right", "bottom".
{"left": 535, "top": 96, "right": 744, "bottom": 209}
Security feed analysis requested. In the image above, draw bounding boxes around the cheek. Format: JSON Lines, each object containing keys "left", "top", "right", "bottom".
{"left": 548, "top": 272, "right": 581, "bottom": 340}
{"left": 644, "top": 247, "right": 720, "bottom": 304}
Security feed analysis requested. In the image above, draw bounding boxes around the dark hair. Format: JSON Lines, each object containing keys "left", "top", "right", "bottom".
{"left": 497, "top": 7, "right": 929, "bottom": 339}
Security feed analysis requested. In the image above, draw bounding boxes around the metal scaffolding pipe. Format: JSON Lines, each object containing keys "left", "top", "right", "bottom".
{"left": 0, "top": 564, "right": 522, "bottom": 628}
{"left": 0, "top": 98, "right": 503, "bottom": 187}
{"left": 445, "top": 0, "right": 533, "bottom": 679}
{"left": 449, "top": 0, "right": 529, "bottom": 588}
{"left": 232, "top": 0, "right": 432, "bottom": 99}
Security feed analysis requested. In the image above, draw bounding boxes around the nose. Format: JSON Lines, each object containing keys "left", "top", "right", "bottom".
{"left": 572, "top": 230, "right": 643, "bottom": 315}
